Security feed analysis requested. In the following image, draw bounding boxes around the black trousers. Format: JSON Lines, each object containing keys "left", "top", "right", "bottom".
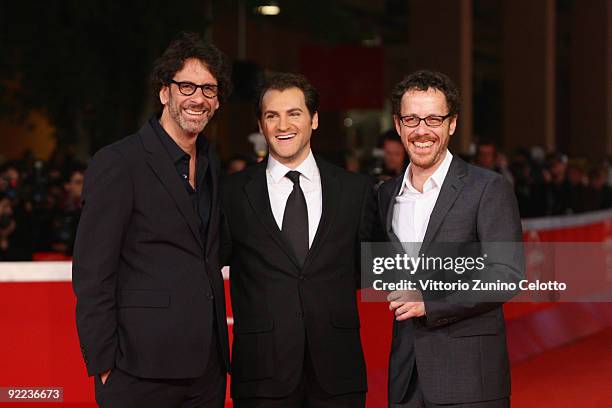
{"left": 233, "top": 344, "right": 366, "bottom": 408}
{"left": 94, "top": 332, "right": 226, "bottom": 408}
{"left": 389, "top": 363, "right": 509, "bottom": 408}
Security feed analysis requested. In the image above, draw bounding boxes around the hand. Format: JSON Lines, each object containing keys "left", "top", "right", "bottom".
{"left": 100, "top": 369, "right": 111, "bottom": 385}
{"left": 387, "top": 290, "right": 426, "bottom": 321}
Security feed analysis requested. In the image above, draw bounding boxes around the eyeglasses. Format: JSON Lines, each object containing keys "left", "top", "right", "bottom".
{"left": 399, "top": 113, "right": 453, "bottom": 128}
{"left": 170, "top": 80, "right": 218, "bottom": 98}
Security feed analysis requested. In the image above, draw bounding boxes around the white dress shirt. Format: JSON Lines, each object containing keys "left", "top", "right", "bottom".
{"left": 267, "top": 151, "right": 322, "bottom": 248}
{"left": 392, "top": 150, "right": 453, "bottom": 244}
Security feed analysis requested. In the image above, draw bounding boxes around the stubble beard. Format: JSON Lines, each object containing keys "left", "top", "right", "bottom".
{"left": 168, "top": 97, "right": 210, "bottom": 135}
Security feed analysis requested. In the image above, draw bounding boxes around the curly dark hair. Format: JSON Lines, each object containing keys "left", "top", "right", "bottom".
{"left": 391, "top": 70, "right": 460, "bottom": 117}
{"left": 255, "top": 72, "right": 319, "bottom": 118}
{"left": 151, "top": 32, "right": 232, "bottom": 111}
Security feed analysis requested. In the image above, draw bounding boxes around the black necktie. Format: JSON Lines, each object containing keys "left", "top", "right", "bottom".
{"left": 281, "top": 171, "right": 309, "bottom": 267}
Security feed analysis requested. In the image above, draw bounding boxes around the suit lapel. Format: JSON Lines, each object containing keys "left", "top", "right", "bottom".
{"left": 244, "top": 162, "right": 302, "bottom": 270}
{"left": 139, "top": 123, "right": 204, "bottom": 248}
{"left": 420, "top": 157, "right": 467, "bottom": 254}
{"left": 202, "top": 144, "right": 216, "bottom": 256}
{"left": 385, "top": 176, "right": 404, "bottom": 244}
{"left": 303, "top": 158, "right": 341, "bottom": 270}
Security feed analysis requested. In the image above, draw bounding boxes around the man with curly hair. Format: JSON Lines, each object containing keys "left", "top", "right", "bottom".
{"left": 73, "top": 32, "right": 231, "bottom": 407}
{"left": 379, "top": 70, "right": 523, "bottom": 408}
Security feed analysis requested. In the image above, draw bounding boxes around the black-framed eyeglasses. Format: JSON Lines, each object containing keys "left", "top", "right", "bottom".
{"left": 170, "top": 80, "right": 218, "bottom": 98}
{"left": 399, "top": 113, "right": 453, "bottom": 128}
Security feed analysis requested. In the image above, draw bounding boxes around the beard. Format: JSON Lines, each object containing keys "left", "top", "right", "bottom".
{"left": 404, "top": 136, "right": 448, "bottom": 170}
{"left": 167, "top": 95, "right": 213, "bottom": 135}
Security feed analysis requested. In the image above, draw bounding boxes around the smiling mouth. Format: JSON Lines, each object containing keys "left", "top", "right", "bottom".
{"left": 276, "top": 133, "right": 296, "bottom": 141}
{"left": 412, "top": 140, "right": 434, "bottom": 149}
{"left": 184, "top": 108, "right": 205, "bottom": 116}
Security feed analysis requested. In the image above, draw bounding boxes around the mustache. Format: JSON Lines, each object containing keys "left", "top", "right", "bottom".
{"left": 182, "top": 99, "right": 211, "bottom": 109}
{"left": 408, "top": 136, "right": 437, "bottom": 143}
{"left": 184, "top": 104, "right": 208, "bottom": 110}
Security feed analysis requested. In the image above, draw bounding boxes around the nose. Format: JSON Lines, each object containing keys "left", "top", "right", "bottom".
{"left": 278, "top": 114, "right": 289, "bottom": 131}
{"left": 414, "top": 120, "right": 430, "bottom": 136}
{"left": 188, "top": 91, "right": 206, "bottom": 105}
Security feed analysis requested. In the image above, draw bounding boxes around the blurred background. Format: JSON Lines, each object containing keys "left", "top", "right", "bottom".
{"left": 0, "top": 0, "right": 611, "bottom": 260}
{"left": 0, "top": 0, "right": 610, "bottom": 406}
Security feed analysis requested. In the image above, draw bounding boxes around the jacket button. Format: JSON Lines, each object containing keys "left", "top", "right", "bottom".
{"left": 437, "top": 318, "right": 448, "bottom": 325}
{"left": 206, "top": 293, "right": 214, "bottom": 300}
{"left": 298, "top": 275, "right": 305, "bottom": 281}
{"left": 296, "top": 312, "right": 304, "bottom": 318}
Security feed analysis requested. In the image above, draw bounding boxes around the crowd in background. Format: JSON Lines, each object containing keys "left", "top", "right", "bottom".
{"left": 0, "top": 149, "right": 85, "bottom": 261}
{"left": 1, "top": 139, "right": 611, "bottom": 261}
{"left": 368, "top": 131, "right": 612, "bottom": 218}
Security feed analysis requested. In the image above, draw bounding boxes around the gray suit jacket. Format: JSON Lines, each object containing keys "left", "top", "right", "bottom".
{"left": 378, "top": 156, "right": 524, "bottom": 405}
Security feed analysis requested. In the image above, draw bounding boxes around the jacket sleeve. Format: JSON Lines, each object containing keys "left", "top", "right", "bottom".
{"left": 219, "top": 179, "right": 233, "bottom": 267}
{"left": 356, "top": 179, "right": 384, "bottom": 289}
{"left": 72, "top": 146, "right": 133, "bottom": 376}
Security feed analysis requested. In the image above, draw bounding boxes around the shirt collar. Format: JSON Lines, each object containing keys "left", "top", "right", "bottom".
{"left": 399, "top": 150, "right": 453, "bottom": 195}
{"left": 150, "top": 116, "right": 207, "bottom": 163}
{"left": 267, "top": 150, "right": 317, "bottom": 184}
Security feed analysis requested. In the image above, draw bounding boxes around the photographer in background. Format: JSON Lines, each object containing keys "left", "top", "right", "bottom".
{"left": 584, "top": 165, "right": 612, "bottom": 211}
{"left": 0, "top": 193, "right": 31, "bottom": 261}
{"left": 370, "top": 129, "right": 409, "bottom": 188}
{"left": 50, "top": 168, "right": 85, "bottom": 256}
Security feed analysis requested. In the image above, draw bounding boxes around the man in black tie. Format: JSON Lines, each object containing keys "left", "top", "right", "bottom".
{"left": 282, "top": 170, "right": 309, "bottom": 266}
{"left": 221, "top": 73, "right": 377, "bottom": 407}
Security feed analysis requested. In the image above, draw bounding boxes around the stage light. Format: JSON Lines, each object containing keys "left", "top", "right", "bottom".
{"left": 256, "top": 4, "right": 280, "bottom": 15}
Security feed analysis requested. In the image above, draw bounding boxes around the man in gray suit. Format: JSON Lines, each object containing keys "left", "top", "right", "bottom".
{"left": 378, "top": 70, "right": 523, "bottom": 408}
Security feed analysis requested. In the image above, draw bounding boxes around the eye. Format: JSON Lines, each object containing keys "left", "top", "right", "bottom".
{"left": 202, "top": 85, "right": 218, "bottom": 97}
{"left": 402, "top": 116, "right": 419, "bottom": 125}
{"left": 289, "top": 111, "right": 301, "bottom": 117}
{"left": 425, "top": 116, "right": 444, "bottom": 125}
{"left": 179, "top": 82, "right": 196, "bottom": 93}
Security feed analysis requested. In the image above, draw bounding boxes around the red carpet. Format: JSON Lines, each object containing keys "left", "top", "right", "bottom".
{"left": 0, "top": 282, "right": 609, "bottom": 407}
{"left": 511, "top": 327, "right": 612, "bottom": 407}
{"left": 6, "top": 330, "right": 610, "bottom": 407}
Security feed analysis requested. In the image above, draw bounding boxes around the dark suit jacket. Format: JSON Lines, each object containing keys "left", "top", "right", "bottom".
{"left": 221, "top": 157, "right": 376, "bottom": 399}
{"left": 72, "top": 121, "right": 230, "bottom": 379}
{"left": 378, "top": 156, "right": 524, "bottom": 405}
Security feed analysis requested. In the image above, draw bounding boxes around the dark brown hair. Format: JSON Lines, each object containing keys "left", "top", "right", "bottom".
{"left": 151, "top": 32, "right": 232, "bottom": 111}
{"left": 255, "top": 72, "right": 319, "bottom": 118}
{"left": 391, "top": 70, "right": 460, "bottom": 117}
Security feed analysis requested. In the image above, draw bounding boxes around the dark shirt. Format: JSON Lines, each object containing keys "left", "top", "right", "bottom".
{"left": 150, "top": 117, "right": 212, "bottom": 249}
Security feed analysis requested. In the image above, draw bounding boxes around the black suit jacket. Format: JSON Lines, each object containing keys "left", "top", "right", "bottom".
{"left": 378, "top": 156, "right": 524, "bottom": 405}
{"left": 72, "top": 121, "right": 230, "bottom": 379}
{"left": 221, "top": 157, "right": 376, "bottom": 399}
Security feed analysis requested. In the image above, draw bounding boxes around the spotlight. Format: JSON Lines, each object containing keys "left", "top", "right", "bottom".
{"left": 256, "top": 3, "right": 280, "bottom": 15}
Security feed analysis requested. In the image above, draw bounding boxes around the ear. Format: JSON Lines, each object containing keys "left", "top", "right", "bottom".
{"left": 311, "top": 111, "right": 319, "bottom": 130}
{"left": 257, "top": 120, "right": 263, "bottom": 134}
{"left": 449, "top": 115, "right": 458, "bottom": 136}
{"left": 393, "top": 115, "right": 402, "bottom": 136}
{"left": 159, "top": 86, "right": 169, "bottom": 106}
